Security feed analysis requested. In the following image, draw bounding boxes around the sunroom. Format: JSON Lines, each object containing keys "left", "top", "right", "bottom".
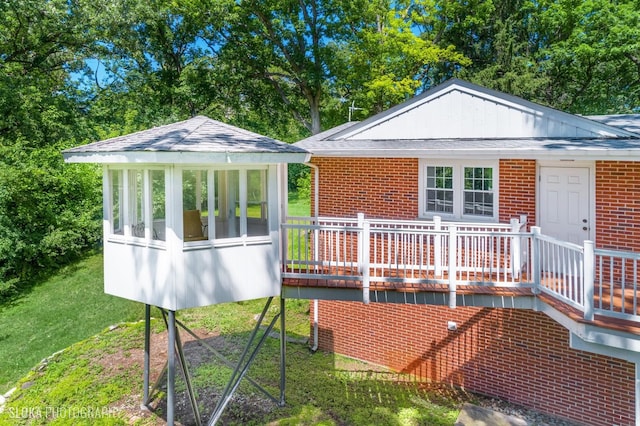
{"left": 63, "top": 116, "right": 309, "bottom": 311}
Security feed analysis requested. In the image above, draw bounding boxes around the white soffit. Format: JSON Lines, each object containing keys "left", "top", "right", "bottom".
{"left": 334, "top": 79, "right": 637, "bottom": 141}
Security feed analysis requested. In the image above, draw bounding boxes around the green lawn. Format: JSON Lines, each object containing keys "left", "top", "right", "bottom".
{"left": 287, "top": 192, "right": 310, "bottom": 217}
{"left": 0, "top": 297, "right": 464, "bottom": 426}
{"left": 0, "top": 254, "right": 143, "bottom": 393}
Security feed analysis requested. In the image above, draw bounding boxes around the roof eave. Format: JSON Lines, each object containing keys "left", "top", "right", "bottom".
{"left": 303, "top": 149, "right": 640, "bottom": 161}
{"left": 63, "top": 151, "right": 311, "bottom": 164}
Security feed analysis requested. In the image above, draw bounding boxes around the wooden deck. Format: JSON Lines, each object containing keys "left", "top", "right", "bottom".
{"left": 282, "top": 270, "right": 640, "bottom": 335}
{"left": 281, "top": 216, "right": 640, "bottom": 337}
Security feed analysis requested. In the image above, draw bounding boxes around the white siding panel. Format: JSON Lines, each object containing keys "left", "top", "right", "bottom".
{"left": 104, "top": 242, "right": 175, "bottom": 309}
{"left": 177, "top": 244, "right": 280, "bottom": 309}
{"left": 347, "top": 88, "right": 620, "bottom": 140}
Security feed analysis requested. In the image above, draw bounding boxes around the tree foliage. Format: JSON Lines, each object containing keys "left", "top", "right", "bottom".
{"left": 1, "top": 0, "right": 639, "bottom": 297}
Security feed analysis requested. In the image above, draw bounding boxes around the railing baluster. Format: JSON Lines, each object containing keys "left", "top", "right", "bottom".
{"left": 434, "top": 216, "right": 442, "bottom": 277}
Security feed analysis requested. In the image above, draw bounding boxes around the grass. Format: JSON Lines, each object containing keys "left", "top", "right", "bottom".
{"left": 0, "top": 300, "right": 466, "bottom": 425}
{"left": 287, "top": 192, "right": 310, "bottom": 217}
{"left": 0, "top": 254, "right": 144, "bottom": 393}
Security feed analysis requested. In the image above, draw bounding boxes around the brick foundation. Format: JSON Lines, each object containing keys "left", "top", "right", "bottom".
{"left": 313, "top": 301, "right": 635, "bottom": 426}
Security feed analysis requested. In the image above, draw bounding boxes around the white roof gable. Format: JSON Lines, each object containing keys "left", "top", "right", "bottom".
{"left": 335, "top": 79, "right": 636, "bottom": 140}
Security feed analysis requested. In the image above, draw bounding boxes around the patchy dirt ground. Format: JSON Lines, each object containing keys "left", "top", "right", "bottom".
{"left": 93, "top": 326, "right": 275, "bottom": 425}
{"left": 91, "top": 326, "right": 581, "bottom": 426}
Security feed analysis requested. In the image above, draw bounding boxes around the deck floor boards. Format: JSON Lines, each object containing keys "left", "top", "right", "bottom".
{"left": 283, "top": 268, "right": 640, "bottom": 335}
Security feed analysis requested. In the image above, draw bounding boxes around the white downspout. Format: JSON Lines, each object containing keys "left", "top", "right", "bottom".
{"left": 306, "top": 162, "right": 320, "bottom": 352}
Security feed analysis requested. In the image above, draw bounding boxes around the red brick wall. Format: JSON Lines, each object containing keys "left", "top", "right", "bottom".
{"left": 313, "top": 301, "right": 635, "bottom": 426}
{"left": 306, "top": 156, "right": 636, "bottom": 425}
{"left": 312, "top": 157, "right": 419, "bottom": 219}
{"left": 596, "top": 161, "right": 640, "bottom": 251}
{"left": 498, "top": 159, "right": 537, "bottom": 227}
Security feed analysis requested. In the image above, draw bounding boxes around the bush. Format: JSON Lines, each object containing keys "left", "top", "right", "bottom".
{"left": 0, "top": 143, "right": 102, "bottom": 293}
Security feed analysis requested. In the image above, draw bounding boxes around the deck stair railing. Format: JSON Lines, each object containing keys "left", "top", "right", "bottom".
{"left": 282, "top": 215, "right": 640, "bottom": 323}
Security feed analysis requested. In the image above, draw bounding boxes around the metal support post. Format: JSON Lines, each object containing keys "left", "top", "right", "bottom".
{"left": 174, "top": 324, "right": 202, "bottom": 426}
{"left": 167, "top": 310, "right": 176, "bottom": 426}
{"left": 279, "top": 297, "right": 286, "bottom": 406}
{"left": 143, "top": 304, "right": 151, "bottom": 406}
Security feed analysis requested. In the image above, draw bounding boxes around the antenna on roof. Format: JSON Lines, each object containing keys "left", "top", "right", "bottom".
{"left": 348, "top": 100, "right": 363, "bottom": 122}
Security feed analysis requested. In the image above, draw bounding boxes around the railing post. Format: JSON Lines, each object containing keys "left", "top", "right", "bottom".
{"left": 531, "top": 226, "right": 541, "bottom": 294}
{"left": 448, "top": 225, "right": 457, "bottom": 309}
{"left": 357, "top": 213, "right": 364, "bottom": 273}
{"left": 510, "top": 218, "right": 521, "bottom": 280}
{"left": 362, "top": 219, "right": 370, "bottom": 305}
{"left": 583, "top": 240, "right": 595, "bottom": 321}
{"left": 434, "top": 216, "right": 442, "bottom": 277}
{"left": 520, "top": 215, "right": 528, "bottom": 229}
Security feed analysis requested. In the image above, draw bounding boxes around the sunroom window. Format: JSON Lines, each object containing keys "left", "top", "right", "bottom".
{"left": 214, "top": 168, "right": 270, "bottom": 240}
{"left": 109, "top": 169, "right": 124, "bottom": 235}
{"left": 107, "top": 168, "right": 166, "bottom": 242}
{"left": 129, "top": 169, "right": 145, "bottom": 237}
{"left": 421, "top": 161, "right": 497, "bottom": 220}
{"left": 151, "top": 170, "right": 166, "bottom": 241}
{"left": 182, "top": 170, "right": 209, "bottom": 241}
{"left": 247, "top": 169, "right": 268, "bottom": 237}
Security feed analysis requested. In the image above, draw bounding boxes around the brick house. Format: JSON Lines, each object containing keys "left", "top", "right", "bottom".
{"left": 287, "top": 79, "right": 640, "bottom": 425}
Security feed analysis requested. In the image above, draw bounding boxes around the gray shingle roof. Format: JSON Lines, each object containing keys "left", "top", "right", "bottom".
{"left": 294, "top": 136, "right": 640, "bottom": 160}
{"left": 64, "top": 115, "right": 307, "bottom": 154}
{"left": 63, "top": 115, "right": 309, "bottom": 164}
{"left": 588, "top": 114, "right": 640, "bottom": 135}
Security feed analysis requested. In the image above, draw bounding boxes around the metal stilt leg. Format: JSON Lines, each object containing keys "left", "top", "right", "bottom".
{"left": 143, "top": 304, "right": 151, "bottom": 406}
{"left": 208, "top": 302, "right": 281, "bottom": 425}
{"left": 167, "top": 310, "right": 176, "bottom": 426}
{"left": 280, "top": 297, "right": 286, "bottom": 406}
{"left": 174, "top": 322, "right": 202, "bottom": 426}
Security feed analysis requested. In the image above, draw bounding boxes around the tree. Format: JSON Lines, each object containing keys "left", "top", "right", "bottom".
{"left": 196, "top": 0, "right": 353, "bottom": 135}
{"left": 536, "top": 0, "right": 640, "bottom": 113}
{"left": 333, "top": 0, "right": 470, "bottom": 116}
{"left": 0, "top": 0, "right": 102, "bottom": 294}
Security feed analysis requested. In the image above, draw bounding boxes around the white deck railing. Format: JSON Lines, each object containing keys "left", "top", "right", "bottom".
{"left": 282, "top": 215, "right": 640, "bottom": 322}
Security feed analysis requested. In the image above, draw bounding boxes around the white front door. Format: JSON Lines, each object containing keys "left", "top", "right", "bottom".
{"left": 539, "top": 166, "right": 591, "bottom": 244}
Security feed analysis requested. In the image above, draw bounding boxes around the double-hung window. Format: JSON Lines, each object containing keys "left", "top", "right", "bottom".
{"left": 420, "top": 160, "right": 497, "bottom": 220}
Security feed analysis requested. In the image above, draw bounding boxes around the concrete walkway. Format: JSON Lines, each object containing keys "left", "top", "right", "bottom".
{"left": 455, "top": 403, "right": 528, "bottom": 426}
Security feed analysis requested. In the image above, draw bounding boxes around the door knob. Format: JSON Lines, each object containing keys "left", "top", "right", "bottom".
{"left": 582, "top": 219, "right": 587, "bottom": 223}
{"left": 583, "top": 227, "right": 588, "bottom": 231}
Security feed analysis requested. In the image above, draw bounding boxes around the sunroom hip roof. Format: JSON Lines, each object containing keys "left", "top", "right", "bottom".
{"left": 63, "top": 115, "right": 309, "bottom": 164}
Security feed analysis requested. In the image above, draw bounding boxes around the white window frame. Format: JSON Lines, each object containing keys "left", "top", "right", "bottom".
{"left": 178, "top": 165, "right": 272, "bottom": 247}
{"left": 105, "top": 165, "right": 168, "bottom": 247}
{"left": 418, "top": 159, "right": 499, "bottom": 221}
